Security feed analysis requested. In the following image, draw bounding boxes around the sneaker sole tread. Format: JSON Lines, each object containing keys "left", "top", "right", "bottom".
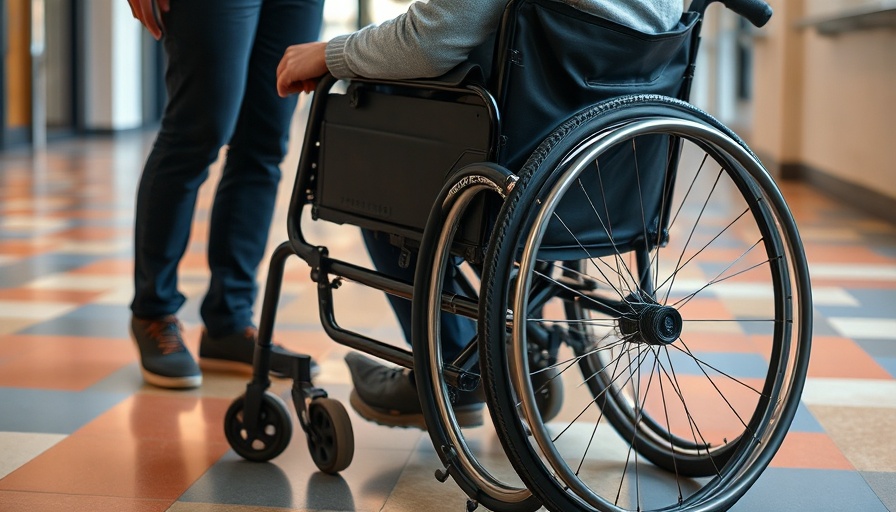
{"left": 140, "top": 368, "right": 202, "bottom": 389}
{"left": 349, "top": 390, "right": 483, "bottom": 430}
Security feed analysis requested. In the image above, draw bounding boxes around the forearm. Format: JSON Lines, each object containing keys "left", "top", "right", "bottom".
{"left": 325, "top": 0, "right": 503, "bottom": 80}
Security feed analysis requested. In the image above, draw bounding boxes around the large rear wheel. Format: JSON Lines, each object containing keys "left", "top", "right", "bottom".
{"left": 481, "top": 95, "right": 812, "bottom": 512}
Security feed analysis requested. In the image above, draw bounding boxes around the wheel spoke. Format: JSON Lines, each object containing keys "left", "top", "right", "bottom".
{"left": 532, "top": 266, "right": 631, "bottom": 317}
{"left": 656, "top": 348, "right": 724, "bottom": 476}
{"left": 669, "top": 340, "right": 767, "bottom": 398}
{"left": 551, "top": 210, "right": 638, "bottom": 310}
{"left": 663, "top": 168, "right": 724, "bottom": 305}
{"left": 670, "top": 239, "right": 769, "bottom": 308}
{"left": 574, "top": 170, "right": 640, "bottom": 297}
{"left": 654, "top": 206, "right": 752, "bottom": 298}
{"left": 655, "top": 354, "right": 685, "bottom": 502}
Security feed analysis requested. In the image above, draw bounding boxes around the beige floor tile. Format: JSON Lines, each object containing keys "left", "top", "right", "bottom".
{"left": 801, "top": 378, "right": 896, "bottom": 408}
{"left": 828, "top": 318, "right": 896, "bottom": 340}
{"left": 0, "top": 432, "right": 67, "bottom": 479}
{"left": 810, "top": 405, "right": 896, "bottom": 472}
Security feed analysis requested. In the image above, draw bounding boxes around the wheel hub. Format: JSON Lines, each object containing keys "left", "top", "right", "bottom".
{"left": 618, "top": 303, "right": 682, "bottom": 346}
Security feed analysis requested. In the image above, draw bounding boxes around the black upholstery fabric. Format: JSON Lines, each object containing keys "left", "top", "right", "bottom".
{"left": 495, "top": 1, "right": 698, "bottom": 169}
{"left": 493, "top": 1, "right": 699, "bottom": 258}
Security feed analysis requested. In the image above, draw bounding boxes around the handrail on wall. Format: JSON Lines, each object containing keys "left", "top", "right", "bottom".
{"left": 796, "top": 1, "right": 896, "bottom": 36}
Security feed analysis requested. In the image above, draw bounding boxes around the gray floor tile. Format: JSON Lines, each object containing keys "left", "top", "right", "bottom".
{"left": 0, "top": 388, "right": 129, "bottom": 434}
{"left": 861, "top": 472, "right": 896, "bottom": 512}
{"left": 732, "top": 468, "right": 888, "bottom": 512}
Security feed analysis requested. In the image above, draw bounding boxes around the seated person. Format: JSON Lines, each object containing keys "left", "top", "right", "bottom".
{"left": 276, "top": 0, "right": 684, "bottom": 429}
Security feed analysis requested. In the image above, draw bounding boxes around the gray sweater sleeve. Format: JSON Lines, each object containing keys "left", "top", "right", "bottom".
{"left": 325, "top": 1, "right": 683, "bottom": 80}
{"left": 325, "top": 0, "right": 505, "bottom": 80}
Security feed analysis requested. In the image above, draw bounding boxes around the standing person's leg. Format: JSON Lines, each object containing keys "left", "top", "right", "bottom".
{"left": 198, "top": 0, "right": 324, "bottom": 375}
{"left": 130, "top": 0, "right": 261, "bottom": 389}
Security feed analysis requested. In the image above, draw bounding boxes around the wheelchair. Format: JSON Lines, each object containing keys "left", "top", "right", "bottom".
{"left": 224, "top": 0, "right": 813, "bottom": 511}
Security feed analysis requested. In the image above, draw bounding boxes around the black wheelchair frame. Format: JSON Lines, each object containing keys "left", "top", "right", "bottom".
{"left": 224, "top": 1, "right": 813, "bottom": 511}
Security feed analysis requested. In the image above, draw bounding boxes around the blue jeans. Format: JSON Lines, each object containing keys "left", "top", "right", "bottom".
{"left": 362, "top": 229, "right": 476, "bottom": 361}
{"left": 131, "top": 0, "right": 323, "bottom": 337}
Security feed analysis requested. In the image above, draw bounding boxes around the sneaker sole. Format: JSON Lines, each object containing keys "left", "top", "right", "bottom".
{"left": 198, "top": 358, "right": 256, "bottom": 376}
{"left": 140, "top": 368, "right": 202, "bottom": 389}
{"left": 349, "top": 390, "right": 483, "bottom": 430}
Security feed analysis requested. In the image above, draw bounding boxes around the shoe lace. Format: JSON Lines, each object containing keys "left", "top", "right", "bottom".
{"left": 144, "top": 318, "right": 185, "bottom": 355}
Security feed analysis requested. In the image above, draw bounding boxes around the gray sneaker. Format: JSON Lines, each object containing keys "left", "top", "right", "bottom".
{"left": 130, "top": 315, "right": 202, "bottom": 389}
{"left": 345, "top": 352, "right": 483, "bottom": 429}
{"left": 198, "top": 327, "right": 320, "bottom": 378}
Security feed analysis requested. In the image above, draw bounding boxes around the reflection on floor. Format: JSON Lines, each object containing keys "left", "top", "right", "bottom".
{"left": 1, "top": 116, "right": 895, "bottom": 512}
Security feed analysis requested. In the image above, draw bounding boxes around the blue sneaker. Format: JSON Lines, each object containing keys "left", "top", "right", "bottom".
{"left": 130, "top": 315, "right": 202, "bottom": 389}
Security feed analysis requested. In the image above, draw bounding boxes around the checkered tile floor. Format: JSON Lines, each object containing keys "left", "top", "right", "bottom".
{"left": 1, "top": 111, "right": 895, "bottom": 511}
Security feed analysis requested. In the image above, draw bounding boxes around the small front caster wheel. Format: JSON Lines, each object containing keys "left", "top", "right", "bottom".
{"left": 225, "top": 392, "right": 292, "bottom": 462}
{"left": 307, "top": 397, "right": 354, "bottom": 473}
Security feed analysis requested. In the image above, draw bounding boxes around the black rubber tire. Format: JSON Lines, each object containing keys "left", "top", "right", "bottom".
{"left": 307, "top": 397, "right": 354, "bottom": 474}
{"left": 225, "top": 391, "right": 293, "bottom": 462}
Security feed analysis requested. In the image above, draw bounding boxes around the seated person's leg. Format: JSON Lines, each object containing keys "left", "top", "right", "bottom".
{"left": 345, "top": 228, "right": 482, "bottom": 429}
{"left": 359, "top": 229, "right": 416, "bottom": 345}
{"left": 359, "top": 229, "right": 475, "bottom": 357}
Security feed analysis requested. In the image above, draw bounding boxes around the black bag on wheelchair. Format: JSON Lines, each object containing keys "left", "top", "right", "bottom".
{"left": 311, "top": 0, "right": 699, "bottom": 257}
{"left": 495, "top": 1, "right": 699, "bottom": 260}
{"left": 495, "top": 1, "right": 698, "bottom": 168}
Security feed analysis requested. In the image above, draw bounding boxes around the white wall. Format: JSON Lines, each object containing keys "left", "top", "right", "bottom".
{"left": 83, "top": 0, "right": 143, "bottom": 130}
{"left": 752, "top": 0, "right": 896, "bottom": 201}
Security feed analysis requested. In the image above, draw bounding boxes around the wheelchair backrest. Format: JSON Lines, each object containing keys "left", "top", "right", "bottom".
{"left": 307, "top": 0, "right": 701, "bottom": 259}
{"left": 493, "top": 0, "right": 699, "bottom": 169}
{"left": 491, "top": 0, "right": 700, "bottom": 259}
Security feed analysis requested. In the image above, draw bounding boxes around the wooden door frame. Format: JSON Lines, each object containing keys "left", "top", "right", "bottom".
{"left": 1, "top": 0, "right": 8, "bottom": 149}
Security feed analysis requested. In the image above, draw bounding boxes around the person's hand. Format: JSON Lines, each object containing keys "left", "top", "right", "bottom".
{"left": 127, "top": 0, "right": 170, "bottom": 40}
{"left": 276, "top": 41, "right": 329, "bottom": 97}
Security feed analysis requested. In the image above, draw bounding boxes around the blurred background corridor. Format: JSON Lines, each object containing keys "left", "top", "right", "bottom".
{"left": 0, "top": 0, "right": 894, "bottom": 511}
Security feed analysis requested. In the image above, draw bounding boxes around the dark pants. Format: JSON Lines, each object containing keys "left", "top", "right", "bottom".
{"left": 361, "top": 229, "right": 476, "bottom": 361}
{"left": 131, "top": 0, "right": 324, "bottom": 337}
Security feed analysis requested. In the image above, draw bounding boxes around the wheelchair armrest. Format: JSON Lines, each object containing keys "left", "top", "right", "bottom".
{"left": 394, "top": 62, "right": 487, "bottom": 88}
{"left": 314, "top": 62, "right": 487, "bottom": 95}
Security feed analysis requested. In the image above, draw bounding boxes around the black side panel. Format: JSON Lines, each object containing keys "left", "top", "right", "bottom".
{"left": 315, "top": 85, "right": 492, "bottom": 241}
